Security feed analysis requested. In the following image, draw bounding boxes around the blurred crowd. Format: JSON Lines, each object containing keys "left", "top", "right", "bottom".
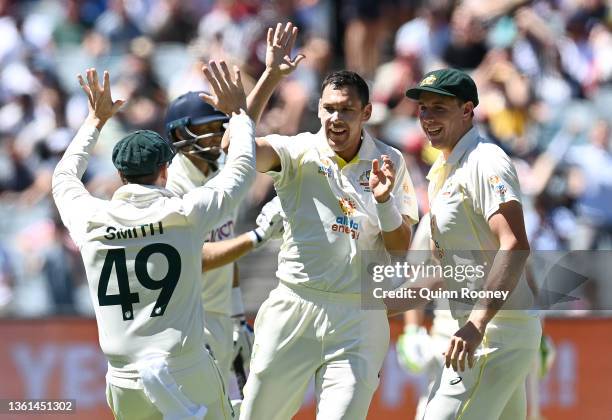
{"left": 0, "top": 0, "right": 610, "bottom": 317}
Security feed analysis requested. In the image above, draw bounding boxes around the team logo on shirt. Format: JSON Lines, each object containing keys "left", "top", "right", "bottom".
{"left": 359, "top": 170, "right": 371, "bottom": 192}
{"left": 441, "top": 180, "right": 454, "bottom": 197}
{"left": 338, "top": 198, "right": 357, "bottom": 216}
{"left": 318, "top": 158, "right": 333, "bottom": 178}
{"left": 332, "top": 197, "right": 360, "bottom": 239}
{"left": 488, "top": 175, "right": 507, "bottom": 197}
{"left": 402, "top": 180, "right": 412, "bottom": 194}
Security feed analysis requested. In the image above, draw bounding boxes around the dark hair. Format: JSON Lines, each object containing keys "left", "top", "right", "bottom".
{"left": 321, "top": 70, "right": 369, "bottom": 107}
{"left": 120, "top": 164, "right": 165, "bottom": 185}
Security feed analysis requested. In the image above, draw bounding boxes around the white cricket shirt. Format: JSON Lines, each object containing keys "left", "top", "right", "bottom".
{"left": 266, "top": 128, "right": 419, "bottom": 294}
{"left": 166, "top": 153, "right": 237, "bottom": 316}
{"left": 427, "top": 127, "right": 533, "bottom": 319}
{"left": 51, "top": 114, "right": 254, "bottom": 379}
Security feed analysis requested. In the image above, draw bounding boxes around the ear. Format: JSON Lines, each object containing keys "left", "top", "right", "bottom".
{"left": 158, "top": 163, "right": 169, "bottom": 186}
{"left": 361, "top": 102, "right": 372, "bottom": 123}
{"left": 317, "top": 98, "right": 323, "bottom": 119}
{"left": 463, "top": 101, "right": 474, "bottom": 120}
{"left": 118, "top": 170, "right": 127, "bottom": 185}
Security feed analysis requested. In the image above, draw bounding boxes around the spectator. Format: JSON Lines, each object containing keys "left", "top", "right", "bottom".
{"left": 94, "top": 0, "right": 141, "bottom": 52}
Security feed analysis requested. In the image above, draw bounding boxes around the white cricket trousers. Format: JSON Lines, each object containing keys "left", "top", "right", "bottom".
{"left": 423, "top": 315, "right": 541, "bottom": 420}
{"left": 105, "top": 349, "right": 235, "bottom": 420}
{"left": 204, "top": 310, "right": 235, "bottom": 386}
{"left": 240, "top": 282, "right": 389, "bottom": 420}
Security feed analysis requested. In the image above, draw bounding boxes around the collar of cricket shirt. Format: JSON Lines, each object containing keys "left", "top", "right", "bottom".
{"left": 426, "top": 126, "right": 480, "bottom": 181}
{"left": 316, "top": 128, "right": 382, "bottom": 168}
{"left": 112, "top": 183, "right": 176, "bottom": 203}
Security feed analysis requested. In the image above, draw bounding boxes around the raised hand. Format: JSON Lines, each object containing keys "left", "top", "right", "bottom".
{"left": 77, "top": 68, "right": 124, "bottom": 126}
{"left": 369, "top": 155, "right": 396, "bottom": 203}
{"left": 200, "top": 60, "right": 247, "bottom": 115}
{"left": 265, "top": 22, "right": 305, "bottom": 78}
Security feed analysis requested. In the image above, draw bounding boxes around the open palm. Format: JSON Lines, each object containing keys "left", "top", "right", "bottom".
{"left": 265, "top": 22, "right": 305, "bottom": 77}
{"left": 369, "top": 155, "right": 395, "bottom": 203}
{"left": 77, "top": 68, "right": 124, "bottom": 123}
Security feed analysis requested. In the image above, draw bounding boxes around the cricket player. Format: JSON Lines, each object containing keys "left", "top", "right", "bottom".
{"left": 211, "top": 54, "right": 420, "bottom": 417}
{"left": 52, "top": 66, "right": 253, "bottom": 419}
{"left": 162, "top": 24, "right": 300, "bottom": 399}
{"left": 164, "top": 90, "right": 283, "bottom": 391}
{"left": 405, "top": 68, "right": 541, "bottom": 419}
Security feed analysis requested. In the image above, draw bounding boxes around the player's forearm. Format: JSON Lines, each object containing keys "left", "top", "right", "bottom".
{"left": 52, "top": 121, "right": 101, "bottom": 197}
{"left": 404, "top": 308, "right": 426, "bottom": 327}
{"left": 467, "top": 242, "right": 530, "bottom": 331}
{"left": 221, "top": 68, "right": 283, "bottom": 152}
{"left": 53, "top": 121, "right": 99, "bottom": 180}
{"left": 201, "top": 234, "right": 254, "bottom": 272}
{"left": 248, "top": 68, "right": 284, "bottom": 123}
{"left": 209, "top": 111, "right": 255, "bottom": 200}
{"left": 381, "top": 222, "right": 412, "bottom": 254}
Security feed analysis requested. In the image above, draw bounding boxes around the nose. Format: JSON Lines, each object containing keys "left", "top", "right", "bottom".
{"left": 419, "top": 108, "right": 435, "bottom": 122}
{"left": 329, "top": 111, "right": 339, "bottom": 122}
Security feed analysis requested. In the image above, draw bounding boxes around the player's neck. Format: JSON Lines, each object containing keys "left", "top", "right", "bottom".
{"left": 442, "top": 123, "right": 473, "bottom": 160}
{"left": 336, "top": 133, "right": 363, "bottom": 163}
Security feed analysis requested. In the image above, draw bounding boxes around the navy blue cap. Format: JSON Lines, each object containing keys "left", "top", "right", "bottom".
{"left": 165, "top": 92, "right": 229, "bottom": 141}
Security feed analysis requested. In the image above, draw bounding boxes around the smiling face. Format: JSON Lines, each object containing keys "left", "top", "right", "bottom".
{"left": 417, "top": 91, "right": 474, "bottom": 157}
{"left": 318, "top": 85, "right": 372, "bottom": 162}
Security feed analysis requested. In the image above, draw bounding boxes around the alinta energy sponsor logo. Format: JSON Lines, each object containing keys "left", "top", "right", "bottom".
{"left": 318, "top": 158, "right": 333, "bottom": 178}
{"left": 332, "top": 197, "right": 360, "bottom": 239}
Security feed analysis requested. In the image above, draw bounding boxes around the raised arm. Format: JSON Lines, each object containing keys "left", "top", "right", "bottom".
{"left": 369, "top": 155, "right": 414, "bottom": 254}
{"left": 219, "top": 22, "right": 305, "bottom": 173}
{"left": 52, "top": 68, "right": 124, "bottom": 236}
{"left": 185, "top": 61, "right": 256, "bottom": 230}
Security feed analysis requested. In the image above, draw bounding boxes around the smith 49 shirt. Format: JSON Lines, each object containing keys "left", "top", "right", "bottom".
{"left": 51, "top": 114, "right": 254, "bottom": 379}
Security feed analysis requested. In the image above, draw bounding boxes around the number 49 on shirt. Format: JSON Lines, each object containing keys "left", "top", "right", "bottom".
{"left": 97, "top": 243, "right": 181, "bottom": 321}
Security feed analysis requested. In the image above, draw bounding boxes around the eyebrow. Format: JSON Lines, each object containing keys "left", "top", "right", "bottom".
{"left": 418, "top": 101, "right": 452, "bottom": 106}
{"left": 321, "top": 102, "right": 356, "bottom": 107}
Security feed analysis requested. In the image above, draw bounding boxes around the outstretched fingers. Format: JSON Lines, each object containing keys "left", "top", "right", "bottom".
{"left": 232, "top": 65, "right": 243, "bottom": 91}
{"left": 77, "top": 73, "right": 93, "bottom": 105}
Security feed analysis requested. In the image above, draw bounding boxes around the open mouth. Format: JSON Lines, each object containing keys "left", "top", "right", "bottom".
{"left": 329, "top": 126, "right": 347, "bottom": 136}
{"left": 425, "top": 127, "right": 443, "bottom": 136}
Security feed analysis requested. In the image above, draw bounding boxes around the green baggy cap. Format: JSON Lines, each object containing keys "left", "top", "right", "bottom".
{"left": 112, "top": 130, "right": 175, "bottom": 176}
{"left": 405, "top": 68, "right": 479, "bottom": 107}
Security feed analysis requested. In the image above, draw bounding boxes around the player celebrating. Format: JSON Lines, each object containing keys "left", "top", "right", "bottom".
{"left": 164, "top": 90, "right": 283, "bottom": 401}
{"left": 52, "top": 66, "right": 252, "bottom": 419}
{"left": 208, "top": 34, "right": 419, "bottom": 416}
{"left": 162, "top": 24, "right": 299, "bottom": 401}
{"left": 405, "top": 68, "right": 541, "bottom": 419}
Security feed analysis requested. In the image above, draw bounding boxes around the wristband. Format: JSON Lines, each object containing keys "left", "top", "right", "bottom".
{"left": 375, "top": 196, "right": 403, "bottom": 232}
{"left": 231, "top": 287, "right": 245, "bottom": 317}
{"left": 247, "top": 229, "right": 262, "bottom": 247}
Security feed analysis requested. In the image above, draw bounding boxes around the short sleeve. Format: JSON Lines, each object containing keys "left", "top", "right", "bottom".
{"left": 392, "top": 155, "right": 419, "bottom": 225}
{"left": 264, "top": 133, "right": 311, "bottom": 188}
{"left": 470, "top": 145, "right": 522, "bottom": 220}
